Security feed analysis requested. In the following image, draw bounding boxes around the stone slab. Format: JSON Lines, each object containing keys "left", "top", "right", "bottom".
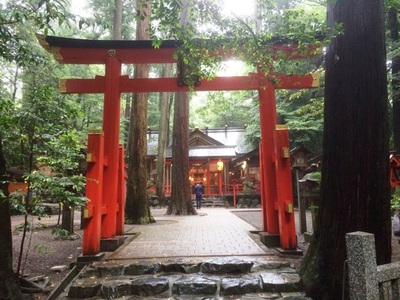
{"left": 100, "top": 236, "right": 125, "bottom": 252}
{"left": 259, "top": 232, "right": 281, "bottom": 247}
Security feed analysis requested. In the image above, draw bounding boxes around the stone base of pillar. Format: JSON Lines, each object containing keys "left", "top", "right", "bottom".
{"left": 100, "top": 236, "right": 126, "bottom": 252}
{"left": 276, "top": 247, "right": 303, "bottom": 256}
{"left": 77, "top": 252, "right": 105, "bottom": 263}
{"left": 259, "top": 232, "right": 281, "bottom": 247}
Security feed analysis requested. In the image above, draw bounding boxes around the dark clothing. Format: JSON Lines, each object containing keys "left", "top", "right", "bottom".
{"left": 194, "top": 183, "right": 203, "bottom": 209}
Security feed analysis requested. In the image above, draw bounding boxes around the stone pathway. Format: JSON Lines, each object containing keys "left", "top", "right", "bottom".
{"left": 56, "top": 208, "right": 311, "bottom": 299}
{"left": 109, "top": 208, "right": 272, "bottom": 260}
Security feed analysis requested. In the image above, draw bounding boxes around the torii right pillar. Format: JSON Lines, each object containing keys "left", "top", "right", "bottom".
{"left": 258, "top": 72, "right": 319, "bottom": 253}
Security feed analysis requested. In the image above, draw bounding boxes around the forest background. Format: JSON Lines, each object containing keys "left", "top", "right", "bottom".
{"left": 0, "top": 0, "right": 396, "bottom": 299}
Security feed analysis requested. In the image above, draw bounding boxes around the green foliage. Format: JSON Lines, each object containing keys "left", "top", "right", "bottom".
{"left": 8, "top": 191, "right": 26, "bottom": 215}
{"left": 36, "top": 130, "right": 85, "bottom": 173}
{"left": 33, "top": 243, "right": 49, "bottom": 254}
{"left": 391, "top": 187, "right": 400, "bottom": 213}
{"left": 386, "top": 0, "right": 400, "bottom": 9}
{"left": 191, "top": 90, "right": 257, "bottom": 128}
{"left": 277, "top": 82, "right": 325, "bottom": 154}
{"left": 27, "top": 172, "right": 87, "bottom": 208}
{"left": 151, "top": 0, "right": 331, "bottom": 83}
{"left": 150, "top": 0, "right": 329, "bottom": 153}
{"left": 0, "top": 0, "right": 69, "bottom": 66}
{"left": 310, "top": 171, "right": 321, "bottom": 183}
{"left": 51, "top": 228, "right": 70, "bottom": 238}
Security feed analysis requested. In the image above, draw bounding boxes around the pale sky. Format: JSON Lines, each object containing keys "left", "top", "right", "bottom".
{"left": 69, "top": 0, "right": 255, "bottom": 19}
{"left": 68, "top": 0, "right": 90, "bottom": 17}
{"left": 222, "top": 0, "right": 255, "bottom": 17}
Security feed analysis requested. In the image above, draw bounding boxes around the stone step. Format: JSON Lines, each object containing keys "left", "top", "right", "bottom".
{"left": 61, "top": 257, "right": 311, "bottom": 299}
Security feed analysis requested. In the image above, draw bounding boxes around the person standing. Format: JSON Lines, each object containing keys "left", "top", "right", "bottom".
{"left": 194, "top": 182, "right": 203, "bottom": 209}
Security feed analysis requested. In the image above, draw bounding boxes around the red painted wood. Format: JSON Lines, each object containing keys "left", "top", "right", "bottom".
{"left": 62, "top": 73, "right": 316, "bottom": 94}
{"left": 61, "top": 76, "right": 105, "bottom": 94}
{"left": 259, "top": 143, "right": 268, "bottom": 232}
{"left": 258, "top": 81, "right": 280, "bottom": 235}
{"left": 56, "top": 47, "right": 177, "bottom": 64}
{"left": 116, "top": 145, "right": 126, "bottom": 236}
{"left": 48, "top": 38, "right": 319, "bottom": 65}
{"left": 83, "top": 132, "right": 104, "bottom": 255}
{"left": 274, "top": 127, "right": 297, "bottom": 249}
{"left": 100, "top": 56, "right": 121, "bottom": 239}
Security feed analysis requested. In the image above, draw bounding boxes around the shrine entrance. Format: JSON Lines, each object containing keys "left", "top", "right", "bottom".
{"left": 38, "top": 35, "right": 319, "bottom": 255}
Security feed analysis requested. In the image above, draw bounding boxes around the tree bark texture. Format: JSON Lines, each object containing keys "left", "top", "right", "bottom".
{"left": 389, "top": 7, "right": 400, "bottom": 152}
{"left": 166, "top": 0, "right": 196, "bottom": 215}
{"left": 125, "top": 0, "right": 154, "bottom": 224}
{"left": 300, "top": 1, "right": 391, "bottom": 299}
{"left": 113, "top": 0, "right": 123, "bottom": 40}
{"left": 0, "top": 136, "right": 23, "bottom": 299}
{"left": 167, "top": 92, "right": 197, "bottom": 215}
{"left": 156, "top": 64, "right": 173, "bottom": 205}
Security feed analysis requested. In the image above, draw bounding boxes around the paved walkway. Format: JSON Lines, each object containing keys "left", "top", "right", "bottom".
{"left": 109, "top": 208, "right": 274, "bottom": 260}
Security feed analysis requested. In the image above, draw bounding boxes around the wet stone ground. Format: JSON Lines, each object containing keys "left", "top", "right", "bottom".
{"left": 60, "top": 257, "right": 311, "bottom": 299}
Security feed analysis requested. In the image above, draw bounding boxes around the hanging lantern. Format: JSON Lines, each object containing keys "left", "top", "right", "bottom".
{"left": 217, "top": 160, "right": 224, "bottom": 171}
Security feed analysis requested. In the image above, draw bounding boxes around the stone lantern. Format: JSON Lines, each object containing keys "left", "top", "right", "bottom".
{"left": 291, "top": 144, "right": 309, "bottom": 169}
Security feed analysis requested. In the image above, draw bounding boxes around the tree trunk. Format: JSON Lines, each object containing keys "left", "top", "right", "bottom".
{"left": 167, "top": 92, "right": 197, "bottom": 215}
{"left": 165, "top": 0, "right": 196, "bottom": 215}
{"left": 0, "top": 136, "right": 23, "bottom": 299}
{"left": 125, "top": 0, "right": 154, "bottom": 224}
{"left": 113, "top": 0, "right": 123, "bottom": 40}
{"left": 124, "top": 66, "right": 134, "bottom": 149}
{"left": 156, "top": 64, "right": 173, "bottom": 206}
{"left": 299, "top": 1, "right": 391, "bottom": 299}
{"left": 389, "top": 7, "right": 400, "bottom": 152}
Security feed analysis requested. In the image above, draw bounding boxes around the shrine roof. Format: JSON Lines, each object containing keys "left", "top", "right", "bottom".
{"left": 189, "top": 146, "right": 237, "bottom": 158}
{"left": 37, "top": 34, "right": 323, "bottom": 65}
{"left": 39, "top": 34, "right": 181, "bottom": 49}
{"left": 147, "top": 127, "right": 246, "bottom": 157}
{"left": 147, "top": 145, "right": 237, "bottom": 158}
{"left": 38, "top": 34, "right": 313, "bottom": 50}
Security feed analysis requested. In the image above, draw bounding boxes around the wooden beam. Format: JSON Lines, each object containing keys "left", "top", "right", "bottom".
{"left": 60, "top": 73, "right": 319, "bottom": 94}
{"left": 38, "top": 35, "right": 322, "bottom": 65}
{"left": 274, "top": 73, "right": 320, "bottom": 89}
{"left": 53, "top": 47, "right": 178, "bottom": 64}
{"left": 60, "top": 76, "right": 105, "bottom": 94}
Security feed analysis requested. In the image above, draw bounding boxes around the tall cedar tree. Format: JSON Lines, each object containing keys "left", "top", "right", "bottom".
{"left": 126, "top": 0, "right": 154, "bottom": 224}
{"left": 299, "top": 1, "right": 391, "bottom": 299}
{"left": 113, "top": 0, "right": 122, "bottom": 40}
{"left": 156, "top": 64, "right": 173, "bottom": 205}
{"left": 166, "top": 0, "right": 197, "bottom": 215}
{"left": 389, "top": 6, "right": 400, "bottom": 151}
{"left": 168, "top": 92, "right": 197, "bottom": 215}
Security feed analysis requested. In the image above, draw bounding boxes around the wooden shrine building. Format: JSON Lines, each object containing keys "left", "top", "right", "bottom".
{"left": 147, "top": 126, "right": 259, "bottom": 197}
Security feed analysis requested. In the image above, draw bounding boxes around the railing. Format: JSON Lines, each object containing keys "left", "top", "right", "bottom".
{"left": 163, "top": 184, "right": 250, "bottom": 197}
{"left": 346, "top": 232, "right": 400, "bottom": 299}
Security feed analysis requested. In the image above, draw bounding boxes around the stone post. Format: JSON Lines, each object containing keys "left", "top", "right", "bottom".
{"left": 345, "top": 231, "right": 379, "bottom": 299}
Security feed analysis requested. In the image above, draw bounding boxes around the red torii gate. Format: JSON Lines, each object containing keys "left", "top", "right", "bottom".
{"left": 38, "top": 35, "right": 319, "bottom": 255}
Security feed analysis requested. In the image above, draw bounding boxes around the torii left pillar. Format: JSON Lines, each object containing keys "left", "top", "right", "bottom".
{"left": 82, "top": 55, "right": 126, "bottom": 256}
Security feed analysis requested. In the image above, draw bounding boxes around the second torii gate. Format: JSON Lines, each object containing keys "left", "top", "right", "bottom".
{"left": 38, "top": 35, "right": 319, "bottom": 255}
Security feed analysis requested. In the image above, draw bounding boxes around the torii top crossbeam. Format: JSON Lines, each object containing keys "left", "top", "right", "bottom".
{"left": 37, "top": 34, "right": 319, "bottom": 93}
{"left": 38, "top": 34, "right": 318, "bottom": 64}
